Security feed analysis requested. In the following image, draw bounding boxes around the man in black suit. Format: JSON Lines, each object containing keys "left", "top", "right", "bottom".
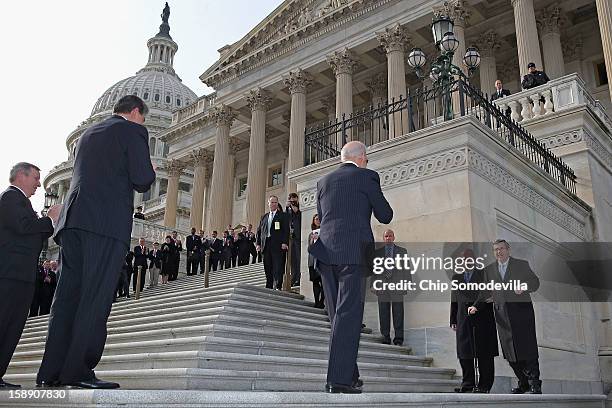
{"left": 0, "top": 162, "right": 59, "bottom": 389}
{"left": 247, "top": 224, "right": 259, "bottom": 263}
{"left": 30, "top": 260, "right": 46, "bottom": 317}
{"left": 197, "top": 230, "right": 209, "bottom": 274}
{"left": 221, "top": 230, "right": 233, "bottom": 270}
{"left": 286, "top": 193, "right": 302, "bottom": 286}
{"left": 39, "top": 259, "right": 58, "bottom": 316}
{"left": 257, "top": 196, "right": 289, "bottom": 289}
{"left": 451, "top": 248, "right": 498, "bottom": 393}
{"left": 148, "top": 242, "right": 162, "bottom": 288}
{"left": 372, "top": 229, "right": 408, "bottom": 346}
{"left": 132, "top": 238, "right": 148, "bottom": 293}
{"left": 469, "top": 239, "right": 541, "bottom": 394}
{"left": 208, "top": 231, "right": 223, "bottom": 272}
{"left": 490, "top": 79, "right": 511, "bottom": 102}
{"left": 37, "top": 95, "right": 155, "bottom": 389}
{"left": 237, "top": 226, "right": 252, "bottom": 266}
{"left": 309, "top": 141, "right": 393, "bottom": 394}
{"left": 169, "top": 231, "right": 182, "bottom": 281}
{"left": 186, "top": 227, "right": 202, "bottom": 276}
{"left": 133, "top": 206, "right": 145, "bottom": 220}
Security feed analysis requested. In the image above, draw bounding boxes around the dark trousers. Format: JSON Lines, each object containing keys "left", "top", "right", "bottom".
{"left": 318, "top": 262, "right": 363, "bottom": 386}
{"left": 37, "top": 229, "right": 127, "bottom": 384}
{"left": 131, "top": 265, "right": 146, "bottom": 292}
{"left": 231, "top": 254, "right": 238, "bottom": 268}
{"left": 263, "top": 245, "right": 285, "bottom": 289}
{"left": 311, "top": 275, "right": 325, "bottom": 307}
{"left": 0, "top": 279, "right": 35, "bottom": 379}
{"left": 509, "top": 359, "right": 541, "bottom": 388}
{"left": 238, "top": 253, "right": 250, "bottom": 266}
{"left": 169, "top": 257, "right": 179, "bottom": 281}
{"left": 460, "top": 357, "right": 495, "bottom": 390}
{"left": 39, "top": 285, "right": 55, "bottom": 316}
{"left": 29, "top": 285, "right": 41, "bottom": 317}
{"left": 378, "top": 300, "right": 404, "bottom": 342}
{"left": 209, "top": 256, "right": 219, "bottom": 272}
{"left": 291, "top": 242, "right": 301, "bottom": 285}
{"left": 222, "top": 254, "right": 231, "bottom": 270}
{"left": 186, "top": 252, "right": 198, "bottom": 276}
{"left": 198, "top": 256, "right": 206, "bottom": 274}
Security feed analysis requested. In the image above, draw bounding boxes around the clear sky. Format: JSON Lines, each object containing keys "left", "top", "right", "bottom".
{"left": 0, "top": 0, "right": 281, "bottom": 211}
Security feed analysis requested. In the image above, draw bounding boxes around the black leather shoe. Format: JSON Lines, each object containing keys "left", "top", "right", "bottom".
{"left": 511, "top": 385, "right": 529, "bottom": 394}
{"left": 454, "top": 386, "right": 474, "bottom": 393}
{"left": 325, "top": 383, "right": 362, "bottom": 394}
{"left": 36, "top": 380, "right": 62, "bottom": 388}
{"left": 527, "top": 385, "right": 542, "bottom": 394}
{"left": 66, "top": 377, "right": 119, "bottom": 389}
{"left": 352, "top": 379, "right": 363, "bottom": 388}
{"left": 381, "top": 337, "right": 391, "bottom": 345}
{"left": 473, "top": 387, "right": 490, "bottom": 393}
{"left": 0, "top": 380, "right": 21, "bottom": 389}
{"left": 393, "top": 339, "right": 403, "bottom": 346}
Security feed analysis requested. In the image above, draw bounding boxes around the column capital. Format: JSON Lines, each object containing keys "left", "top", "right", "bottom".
{"left": 474, "top": 30, "right": 502, "bottom": 58}
{"left": 245, "top": 88, "right": 272, "bottom": 112}
{"left": 283, "top": 68, "right": 313, "bottom": 94}
{"left": 165, "top": 159, "right": 185, "bottom": 177}
{"left": 537, "top": 5, "right": 565, "bottom": 35}
{"left": 376, "top": 23, "right": 411, "bottom": 54}
{"left": 229, "top": 137, "right": 248, "bottom": 155}
{"left": 326, "top": 48, "right": 359, "bottom": 76}
{"left": 562, "top": 36, "right": 583, "bottom": 62}
{"left": 190, "top": 148, "right": 212, "bottom": 167}
{"left": 210, "top": 104, "right": 236, "bottom": 128}
{"left": 433, "top": 0, "right": 470, "bottom": 28}
{"left": 366, "top": 72, "right": 387, "bottom": 100}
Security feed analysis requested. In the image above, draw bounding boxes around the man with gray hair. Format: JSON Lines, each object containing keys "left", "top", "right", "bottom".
{"left": 309, "top": 141, "right": 393, "bottom": 393}
{"left": 0, "top": 162, "right": 61, "bottom": 388}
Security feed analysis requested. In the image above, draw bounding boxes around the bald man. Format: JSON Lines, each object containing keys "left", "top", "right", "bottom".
{"left": 309, "top": 141, "right": 393, "bottom": 393}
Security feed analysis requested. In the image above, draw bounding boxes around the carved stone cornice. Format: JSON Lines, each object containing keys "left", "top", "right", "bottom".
{"left": 283, "top": 68, "right": 313, "bottom": 95}
{"left": 245, "top": 88, "right": 272, "bottom": 112}
{"left": 537, "top": 5, "right": 565, "bottom": 36}
{"left": 229, "top": 137, "right": 248, "bottom": 155}
{"left": 376, "top": 23, "right": 411, "bottom": 54}
{"left": 165, "top": 159, "right": 186, "bottom": 177}
{"left": 210, "top": 104, "right": 236, "bottom": 128}
{"left": 433, "top": 0, "right": 471, "bottom": 28}
{"left": 366, "top": 72, "right": 387, "bottom": 100}
{"left": 326, "top": 48, "right": 359, "bottom": 76}
{"left": 474, "top": 30, "right": 501, "bottom": 58}
{"left": 190, "top": 148, "right": 212, "bottom": 167}
{"left": 320, "top": 94, "right": 336, "bottom": 117}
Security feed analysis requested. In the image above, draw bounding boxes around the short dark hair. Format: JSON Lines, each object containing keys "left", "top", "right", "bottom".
{"left": 9, "top": 162, "right": 40, "bottom": 183}
{"left": 493, "top": 239, "right": 510, "bottom": 248}
{"left": 288, "top": 192, "right": 298, "bottom": 200}
{"left": 136, "top": 206, "right": 143, "bottom": 210}
{"left": 113, "top": 95, "right": 149, "bottom": 116}
{"left": 212, "top": 230, "right": 218, "bottom": 234}
{"left": 153, "top": 242, "right": 159, "bottom": 245}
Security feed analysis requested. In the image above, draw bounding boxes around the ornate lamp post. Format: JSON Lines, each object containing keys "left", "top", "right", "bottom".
{"left": 407, "top": 15, "right": 481, "bottom": 120}
{"left": 40, "top": 191, "right": 59, "bottom": 262}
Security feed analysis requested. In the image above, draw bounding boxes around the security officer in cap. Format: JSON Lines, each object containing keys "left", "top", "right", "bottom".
{"left": 521, "top": 62, "right": 549, "bottom": 90}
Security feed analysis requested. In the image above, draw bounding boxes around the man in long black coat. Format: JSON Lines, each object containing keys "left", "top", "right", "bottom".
{"left": 309, "top": 141, "right": 393, "bottom": 393}
{"left": 469, "top": 239, "right": 541, "bottom": 394}
{"left": 185, "top": 227, "right": 202, "bottom": 276}
{"left": 0, "top": 162, "right": 58, "bottom": 388}
{"left": 208, "top": 231, "right": 223, "bottom": 272}
{"left": 256, "top": 196, "right": 289, "bottom": 289}
{"left": 36, "top": 95, "right": 155, "bottom": 389}
{"left": 450, "top": 249, "right": 498, "bottom": 393}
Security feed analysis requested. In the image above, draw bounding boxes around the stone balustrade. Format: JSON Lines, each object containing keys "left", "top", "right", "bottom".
{"left": 142, "top": 190, "right": 192, "bottom": 213}
{"left": 492, "top": 73, "right": 612, "bottom": 129}
{"left": 171, "top": 93, "right": 217, "bottom": 125}
{"left": 131, "top": 218, "right": 189, "bottom": 244}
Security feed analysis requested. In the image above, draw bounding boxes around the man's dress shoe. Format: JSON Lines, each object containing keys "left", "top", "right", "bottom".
{"left": 454, "top": 386, "right": 474, "bottom": 393}
{"left": 66, "top": 377, "right": 120, "bottom": 389}
{"left": 36, "top": 380, "right": 62, "bottom": 388}
{"left": 0, "top": 380, "right": 20, "bottom": 389}
{"left": 352, "top": 379, "right": 363, "bottom": 388}
{"left": 325, "top": 383, "right": 362, "bottom": 394}
{"left": 526, "top": 384, "right": 542, "bottom": 394}
{"left": 511, "top": 385, "right": 529, "bottom": 394}
{"left": 473, "top": 387, "right": 490, "bottom": 393}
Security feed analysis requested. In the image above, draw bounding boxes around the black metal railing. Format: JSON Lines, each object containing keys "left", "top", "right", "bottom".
{"left": 304, "top": 79, "right": 577, "bottom": 194}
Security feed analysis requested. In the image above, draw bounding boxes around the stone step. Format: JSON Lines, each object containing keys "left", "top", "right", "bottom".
{"left": 14, "top": 321, "right": 408, "bottom": 357}
{"left": 3, "top": 367, "right": 458, "bottom": 392}
{"left": 9, "top": 335, "right": 432, "bottom": 366}
{"left": 0, "top": 390, "right": 604, "bottom": 408}
{"left": 139, "top": 275, "right": 267, "bottom": 297}
{"left": 6, "top": 350, "right": 453, "bottom": 379}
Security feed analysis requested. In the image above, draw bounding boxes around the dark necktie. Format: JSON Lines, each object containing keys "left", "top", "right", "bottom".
{"left": 465, "top": 271, "right": 472, "bottom": 283}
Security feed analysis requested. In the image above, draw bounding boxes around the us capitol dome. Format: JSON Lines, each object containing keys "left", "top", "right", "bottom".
{"left": 44, "top": 3, "right": 198, "bottom": 232}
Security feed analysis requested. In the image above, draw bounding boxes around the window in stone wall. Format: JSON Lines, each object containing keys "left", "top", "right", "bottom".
{"left": 142, "top": 188, "right": 152, "bottom": 202}
{"left": 143, "top": 92, "right": 149, "bottom": 100}
{"left": 149, "top": 138, "right": 156, "bottom": 156}
{"left": 165, "top": 95, "right": 171, "bottom": 103}
{"left": 159, "top": 179, "right": 168, "bottom": 196}
{"left": 268, "top": 165, "right": 283, "bottom": 188}
{"left": 237, "top": 176, "right": 247, "bottom": 198}
{"left": 179, "top": 182, "right": 191, "bottom": 193}
{"left": 154, "top": 93, "right": 160, "bottom": 102}
{"left": 596, "top": 61, "right": 608, "bottom": 86}
{"left": 177, "top": 99, "right": 181, "bottom": 106}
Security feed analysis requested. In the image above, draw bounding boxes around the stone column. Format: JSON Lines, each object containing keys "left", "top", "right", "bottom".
{"left": 475, "top": 30, "right": 501, "bottom": 96}
{"left": 366, "top": 73, "right": 387, "bottom": 144}
{"left": 190, "top": 148, "right": 211, "bottom": 230}
{"left": 377, "top": 23, "right": 410, "bottom": 138}
{"left": 228, "top": 138, "right": 243, "bottom": 227}
{"left": 563, "top": 37, "right": 584, "bottom": 79}
{"left": 327, "top": 48, "right": 358, "bottom": 145}
{"left": 207, "top": 105, "right": 236, "bottom": 234}
{"left": 320, "top": 95, "right": 336, "bottom": 121}
{"left": 244, "top": 88, "right": 272, "bottom": 227}
{"left": 511, "top": 0, "right": 543, "bottom": 77}
{"left": 163, "top": 159, "right": 184, "bottom": 228}
{"left": 596, "top": 0, "right": 612, "bottom": 102}
{"left": 57, "top": 182, "right": 66, "bottom": 204}
{"left": 284, "top": 69, "right": 312, "bottom": 193}
{"left": 537, "top": 6, "right": 565, "bottom": 80}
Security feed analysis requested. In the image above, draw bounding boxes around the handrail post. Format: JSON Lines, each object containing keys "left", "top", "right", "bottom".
{"left": 283, "top": 236, "right": 293, "bottom": 292}
{"left": 135, "top": 266, "right": 143, "bottom": 300}
{"left": 204, "top": 249, "right": 210, "bottom": 288}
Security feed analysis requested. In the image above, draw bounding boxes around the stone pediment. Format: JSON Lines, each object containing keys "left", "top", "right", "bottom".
{"left": 200, "top": 0, "right": 388, "bottom": 88}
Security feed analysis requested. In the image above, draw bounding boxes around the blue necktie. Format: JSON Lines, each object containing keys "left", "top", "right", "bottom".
{"left": 464, "top": 271, "right": 472, "bottom": 283}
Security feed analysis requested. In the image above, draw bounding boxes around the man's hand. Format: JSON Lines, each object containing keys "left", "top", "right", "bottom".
{"left": 281, "top": 243, "right": 288, "bottom": 251}
{"left": 451, "top": 324, "right": 457, "bottom": 331}
{"left": 514, "top": 289, "right": 524, "bottom": 295}
{"left": 47, "top": 204, "right": 62, "bottom": 224}
{"left": 256, "top": 245, "right": 261, "bottom": 252}
{"left": 467, "top": 306, "right": 477, "bottom": 315}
